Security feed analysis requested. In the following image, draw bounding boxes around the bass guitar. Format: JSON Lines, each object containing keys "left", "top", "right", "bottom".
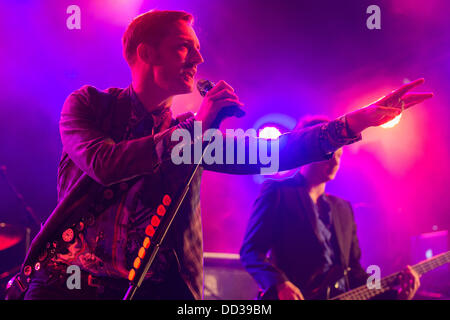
{"left": 258, "top": 250, "right": 449, "bottom": 300}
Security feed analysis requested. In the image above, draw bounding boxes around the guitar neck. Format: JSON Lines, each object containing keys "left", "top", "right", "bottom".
{"left": 332, "top": 251, "right": 450, "bottom": 300}
{"left": 412, "top": 251, "right": 449, "bottom": 275}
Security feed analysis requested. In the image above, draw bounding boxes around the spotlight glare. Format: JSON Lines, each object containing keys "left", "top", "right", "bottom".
{"left": 259, "top": 126, "right": 282, "bottom": 139}
{"left": 381, "top": 113, "right": 402, "bottom": 129}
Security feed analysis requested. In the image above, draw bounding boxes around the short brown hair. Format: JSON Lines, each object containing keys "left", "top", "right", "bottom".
{"left": 122, "top": 10, "right": 193, "bottom": 66}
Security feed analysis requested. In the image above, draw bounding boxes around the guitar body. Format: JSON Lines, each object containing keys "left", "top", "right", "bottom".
{"left": 257, "top": 251, "right": 450, "bottom": 300}
{"left": 258, "top": 265, "right": 346, "bottom": 300}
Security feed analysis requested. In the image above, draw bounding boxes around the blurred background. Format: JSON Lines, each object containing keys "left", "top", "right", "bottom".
{"left": 0, "top": 0, "right": 448, "bottom": 299}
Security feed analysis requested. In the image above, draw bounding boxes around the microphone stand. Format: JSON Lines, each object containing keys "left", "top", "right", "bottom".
{"left": 123, "top": 133, "right": 214, "bottom": 300}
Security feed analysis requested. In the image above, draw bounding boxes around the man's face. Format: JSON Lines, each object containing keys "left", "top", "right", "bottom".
{"left": 303, "top": 147, "right": 343, "bottom": 183}
{"left": 150, "top": 20, "right": 204, "bottom": 95}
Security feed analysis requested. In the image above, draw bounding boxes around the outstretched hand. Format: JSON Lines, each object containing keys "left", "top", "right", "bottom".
{"left": 345, "top": 78, "right": 433, "bottom": 134}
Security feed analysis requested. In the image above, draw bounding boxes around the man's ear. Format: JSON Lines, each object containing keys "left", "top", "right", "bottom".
{"left": 136, "top": 42, "right": 158, "bottom": 65}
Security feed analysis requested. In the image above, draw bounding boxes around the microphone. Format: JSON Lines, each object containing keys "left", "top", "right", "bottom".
{"left": 196, "top": 79, "right": 246, "bottom": 122}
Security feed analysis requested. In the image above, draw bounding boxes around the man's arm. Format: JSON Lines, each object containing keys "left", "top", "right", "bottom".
{"left": 60, "top": 86, "right": 195, "bottom": 186}
{"left": 199, "top": 78, "right": 432, "bottom": 175}
{"left": 203, "top": 116, "right": 361, "bottom": 174}
{"left": 239, "top": 181, "right": 289, "bottom": 293}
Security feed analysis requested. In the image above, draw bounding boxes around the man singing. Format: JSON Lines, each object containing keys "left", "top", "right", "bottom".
{"left": 8, "top": 10, "right": 431, "bottom": 300}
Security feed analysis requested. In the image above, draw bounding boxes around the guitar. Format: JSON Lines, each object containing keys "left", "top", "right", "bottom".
{"left": 332, "top": 251, "right": 449, "bottom": 300}
{"left": 259, "top": 250, "right": 449, "bottom": 300}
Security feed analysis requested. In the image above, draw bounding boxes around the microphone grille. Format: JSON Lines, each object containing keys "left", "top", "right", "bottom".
{"left": 196, "top": 79, "right": 215, "bottom": 97}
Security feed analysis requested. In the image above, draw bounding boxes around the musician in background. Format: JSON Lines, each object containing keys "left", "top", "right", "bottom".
{"left": 240, "top": 116, "right": 421, "bottom": 300}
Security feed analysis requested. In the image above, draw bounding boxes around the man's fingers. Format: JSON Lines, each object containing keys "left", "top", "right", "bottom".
{"left": 407, "top": 266, "right": 421, "bottom": 290}
{"left": 292, "top": 291, "right": 302, "bottom": 300}
{"left": 402, "top": 93, "right": 433, "bottom": 103}
{"left": 403, "top": 100, "right": 430, "bottom": 110}
{"left": 379, "top": 78, "right": 425, "bottom": 104}
{"left": 403, "top": 266, "right": 419, "bottom": 289}
{"left": 390, "top": 78, "right": 425, "bottom": 99}
{"left": 415, "top": 276, "right": 421, "bottom": 290}
{"left": 377, "top": 91, "right": 432, "bottom": 111}
{"left": 216, "top": 98, "right": 244, "bottom": 109}
{"left": 206, "top": 80, "right": 235, "bottom": 96}
{"left": 209, "top": 88, "right": 239, "bottom": 102}
{"left": 397, "top": 267, "right": 419, "bottom": 299}
{"left": 401, "top": 92, "right": 434, "bottom": 110}
{"left": 292, "top": 287, "right": 305, "bottom": 300}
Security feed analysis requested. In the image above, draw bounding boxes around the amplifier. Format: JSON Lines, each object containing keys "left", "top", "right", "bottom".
{"left": 203, "top": 252, "right": 259, "bottom": 300}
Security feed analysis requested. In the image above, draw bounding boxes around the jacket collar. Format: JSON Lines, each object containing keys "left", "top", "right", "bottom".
{"left": 293, "top": 173, "right": 346, "bottom": 263}
{"left": 129, "top": 85, "right": 173, "bottom": 122}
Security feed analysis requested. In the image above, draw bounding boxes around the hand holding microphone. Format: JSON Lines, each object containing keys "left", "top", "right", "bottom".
{"left": 195, "top": 79, "right": 245, "bottom": 131}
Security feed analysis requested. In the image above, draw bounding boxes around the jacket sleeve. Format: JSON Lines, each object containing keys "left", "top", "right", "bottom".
{"left": 239, "top": 181, "right": 289, "bottom": 292}
{"left": 59, "top": 86, "right": 195, "bottom": 186}
{"left": 203, "top": 116, "right": 362, "bottom": 174}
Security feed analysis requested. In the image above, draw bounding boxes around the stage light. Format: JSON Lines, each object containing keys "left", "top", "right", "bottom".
{"left": 258, "top": 126, "right": 282, "bottom": 139}
{"left": 255, "top": 114, "right": 294, "bottom": 140}
{"left": 253, "top": 113, "right": 296, "bottom": 133}
{"left": 252, "top": 114, "right": 297, "bottom": 181}
{"left": 381, "top": 113, "right": 402, "bottom": 129}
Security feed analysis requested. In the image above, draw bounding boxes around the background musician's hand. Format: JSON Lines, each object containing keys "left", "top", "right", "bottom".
{"left": 276, "top": 281, "right": 305, "bottom": 300}
{"left": 397, "top": 265, "right": 420, "bottom": 300}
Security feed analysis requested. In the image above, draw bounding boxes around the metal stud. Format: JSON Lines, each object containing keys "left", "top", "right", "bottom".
{"left": 62, "top": 228, "right": 74, "bottom": 242}
{"left": 23, "top": 265, "right": 32, "bottom": 276}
